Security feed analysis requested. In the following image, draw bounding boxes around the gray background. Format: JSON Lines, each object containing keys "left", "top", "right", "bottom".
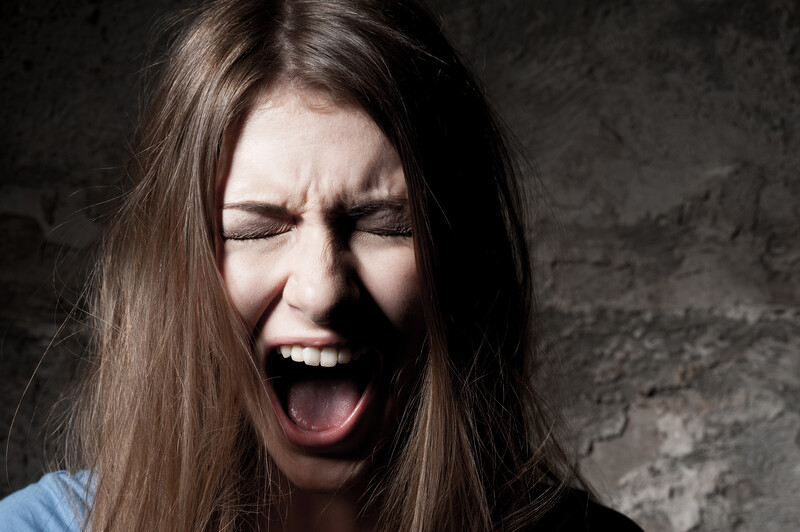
{"left": 2, "top": 1, "right": 798, "bottom": 531}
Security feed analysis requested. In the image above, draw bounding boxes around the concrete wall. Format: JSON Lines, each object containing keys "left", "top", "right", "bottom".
{"left": 2, "top": 1, "right": 798, "bottom": 530}
{"left": 433, "top": 2, "right": 799, "bottom": 530}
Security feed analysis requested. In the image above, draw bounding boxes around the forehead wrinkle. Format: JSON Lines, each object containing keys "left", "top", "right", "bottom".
{"left": 275, "top": 134, "right": 403, "bottom": 214}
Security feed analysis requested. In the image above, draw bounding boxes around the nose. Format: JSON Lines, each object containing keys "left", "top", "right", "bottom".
{"left": 282, "top": 230, "right": 359, "bottom": 325}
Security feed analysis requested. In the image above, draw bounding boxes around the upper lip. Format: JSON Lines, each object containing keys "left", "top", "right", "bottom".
{"left": 266, "top": 335, "right": 349, "bottom": 351}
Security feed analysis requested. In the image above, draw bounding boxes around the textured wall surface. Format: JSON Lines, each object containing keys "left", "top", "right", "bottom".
{"left": 434, "top": 2, "right": 799, "bottom": 530}
{"left": 2, "top": 1, "right": 798, "bottom": 531}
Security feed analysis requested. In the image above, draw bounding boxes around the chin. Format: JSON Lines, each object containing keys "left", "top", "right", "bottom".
{"left": 273, "top": 450, "right": 370, "bottom": 493}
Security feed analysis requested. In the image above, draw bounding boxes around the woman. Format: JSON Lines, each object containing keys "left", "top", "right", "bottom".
{"left": 1, "top": 0, "right": 641, "bottom": 530}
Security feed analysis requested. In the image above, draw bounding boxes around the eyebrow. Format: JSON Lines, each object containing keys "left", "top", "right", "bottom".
{"left": 220, "top": 197, "right": 409, "bottom": 217}
{"left": 220, "top": 201, "right": 289, "bottom": 216}
{"left": 343, "top": 197, "right": 409, "bottom": 217}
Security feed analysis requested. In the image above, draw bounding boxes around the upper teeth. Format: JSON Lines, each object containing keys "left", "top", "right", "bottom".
{"left": 278, "top": 345, "right": 355, "bottom": 367}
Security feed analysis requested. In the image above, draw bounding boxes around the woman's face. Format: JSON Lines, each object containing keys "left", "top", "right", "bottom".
{"left": 217, "top": 87, "right": 425, "bottom": 492}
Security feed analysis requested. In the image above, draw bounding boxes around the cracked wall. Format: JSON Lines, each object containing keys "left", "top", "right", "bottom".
{"left": 2, "top": 1, "right": 799, "bottom": 530}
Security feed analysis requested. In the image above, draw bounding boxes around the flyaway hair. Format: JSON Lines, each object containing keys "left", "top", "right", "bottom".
{"left": 68, "top": 1, "right": 582, "bottom": 530}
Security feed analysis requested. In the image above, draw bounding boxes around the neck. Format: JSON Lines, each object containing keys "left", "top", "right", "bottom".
{"left": 265, "top": 487, "right": 376, "bottom": 532}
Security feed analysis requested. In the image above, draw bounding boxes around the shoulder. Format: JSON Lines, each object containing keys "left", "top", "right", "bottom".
{"left": 0, "top": 470, "right": 92, "bottom": 532}
{"left": 534, "top": 489, "right": 644, "bottom": 532}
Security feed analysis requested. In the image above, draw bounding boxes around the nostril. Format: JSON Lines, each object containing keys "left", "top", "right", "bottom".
{"left": 283, "top": 267, "right": 359, "bottom": 325}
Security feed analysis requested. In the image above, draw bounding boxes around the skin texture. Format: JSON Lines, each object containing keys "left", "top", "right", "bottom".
{"left": 217, "top": 87, "right": 425, "bottom": 529}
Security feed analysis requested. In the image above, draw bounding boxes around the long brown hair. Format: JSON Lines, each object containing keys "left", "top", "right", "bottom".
{"left": 70, "top": 0, "right": 580, "bottom": 529}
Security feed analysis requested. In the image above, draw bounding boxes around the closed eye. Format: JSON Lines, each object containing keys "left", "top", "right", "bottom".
{"left": 220, "top": 222, "right": 293, "bottom": 241}
{"left": 345, "top": 198, "right": 412, "bottom": 239}
{"left": 354, "top": 220, "right": 412, "bottom": 238}
{"left": 220, "top": 202, "right": 294, "bottom": 241}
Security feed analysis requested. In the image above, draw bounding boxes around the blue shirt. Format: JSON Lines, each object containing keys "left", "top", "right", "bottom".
{"left": 0, "top": 471, "right": 90, "bottom": 531}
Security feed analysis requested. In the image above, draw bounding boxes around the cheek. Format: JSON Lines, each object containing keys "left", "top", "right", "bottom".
{"left": 358, "top": 246, "right": 421, "bottom": 328}
{"left": 220, "top": 251, "right": 280, "bottom": 328}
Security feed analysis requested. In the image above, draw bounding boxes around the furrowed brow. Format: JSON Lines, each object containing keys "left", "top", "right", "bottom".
{"left": 344, "top": 197, "right": 409, "bottom": 217}
{"left": 220, "top": 201, "right": 289, "bottom": 217}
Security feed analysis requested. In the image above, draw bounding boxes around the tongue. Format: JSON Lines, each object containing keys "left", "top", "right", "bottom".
{"left": 286, "top": 378, "right": 361, "bottom": 432}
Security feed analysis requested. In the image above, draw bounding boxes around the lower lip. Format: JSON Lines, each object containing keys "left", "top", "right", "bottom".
{"left": 264, "top": 355, "right": 381, "bottom": 450}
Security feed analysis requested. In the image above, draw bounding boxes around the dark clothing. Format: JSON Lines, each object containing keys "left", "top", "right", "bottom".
{"left": 535, "top": 490, "right": 644, "bottom": 531}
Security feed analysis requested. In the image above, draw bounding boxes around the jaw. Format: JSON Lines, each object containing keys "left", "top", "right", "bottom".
{"left": 271, "top": 448, "right": 369, "bottom": 493}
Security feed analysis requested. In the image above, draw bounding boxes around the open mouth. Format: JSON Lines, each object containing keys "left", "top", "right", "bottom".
{"left": 265, "top": 345, "right": 380, "bottom": 447}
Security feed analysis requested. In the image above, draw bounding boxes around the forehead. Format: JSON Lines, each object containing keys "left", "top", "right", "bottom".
{"left": 218, "top": 87, "right": 406, "bottom": 207}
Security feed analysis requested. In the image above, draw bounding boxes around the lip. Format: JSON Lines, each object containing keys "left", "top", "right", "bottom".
{"left": 266, "top": 335, "right": 349, "bottom": 351}
{"left": 263, "top": 339, "right": 382, "bottom": 451}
